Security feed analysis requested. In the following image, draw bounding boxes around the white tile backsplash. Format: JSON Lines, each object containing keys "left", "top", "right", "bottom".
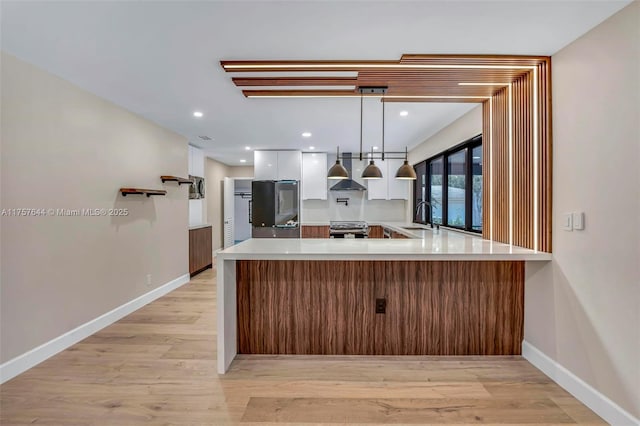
{"left": 302, "top": 191, "right": 407, "bottom": 223}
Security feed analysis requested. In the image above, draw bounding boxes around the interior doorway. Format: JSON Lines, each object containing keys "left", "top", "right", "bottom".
{"left": 223, "top": 177, "right": 253, "bottom": 249}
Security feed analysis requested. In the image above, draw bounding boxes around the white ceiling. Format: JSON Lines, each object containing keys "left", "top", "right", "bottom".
{"left": 1, "top": 0, "right": 631, "bottom": 165}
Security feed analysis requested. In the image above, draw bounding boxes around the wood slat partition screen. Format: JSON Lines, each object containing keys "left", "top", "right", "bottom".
{"left": 221, "top": 54, "right": 552, "bottom": 251}
{"left": 489, "top": 87, "right": 510, "bottom": 245}
{"left": 538, "top": 62, "right": 553, "bottom": 252}
{"left": 237, "top": 260, "right": 525, "bottom": 356}
{"left": 481, "top": 59, "right": 552, "bottom": 252}
{"left": 513, "top": 73, "right": 534, "bottom": 249}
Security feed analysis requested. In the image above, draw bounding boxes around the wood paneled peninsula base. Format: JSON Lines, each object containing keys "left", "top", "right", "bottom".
{"left": 216, "top": 233, "right": 551, "bottom": 373}
{"left": 237, "top": 260, "right": 524, "bottom": 356}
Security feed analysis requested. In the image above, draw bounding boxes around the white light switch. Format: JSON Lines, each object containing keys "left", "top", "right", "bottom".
{"left": 562, "top": 213, "right": 573, "bottom": 231}
{"left": 572, "top": 212, "right": 585, "bottom": 230}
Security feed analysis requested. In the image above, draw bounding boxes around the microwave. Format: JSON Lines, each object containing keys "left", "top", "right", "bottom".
{"left": 189, "top": 175, "right": 205, "bottom": 199}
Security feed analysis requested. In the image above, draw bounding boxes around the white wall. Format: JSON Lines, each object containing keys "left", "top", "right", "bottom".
{"left": 0, "top": 52, "right": 188, "bottom": 363}
{"left": 525, "top": 2, "right": 639, "bottom": 422}
{"left": 408, "top": 105, "right": 482, "bottom": 165}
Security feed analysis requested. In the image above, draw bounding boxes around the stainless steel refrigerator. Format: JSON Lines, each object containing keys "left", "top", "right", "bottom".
{"left": 251, "top": 180, "right": 300, "bottom": 238}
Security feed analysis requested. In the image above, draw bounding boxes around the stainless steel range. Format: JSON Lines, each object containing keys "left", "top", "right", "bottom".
{"left": 329, "top": 221, "right": 369, "bottom": 238}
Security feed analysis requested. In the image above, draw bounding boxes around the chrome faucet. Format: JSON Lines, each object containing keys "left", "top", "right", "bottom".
{"left": 415, "top": 200, "right": 433, "bottom": 228}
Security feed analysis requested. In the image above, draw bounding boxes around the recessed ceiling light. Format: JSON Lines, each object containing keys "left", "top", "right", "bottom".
{"left": 302, "top": 132, "right": 312, "bottom": 138}
{"left": 309, "top": 146, "right": 315, "bottom": 150}
{"left": 373, "top": 146, "right": 379, "bottom": 150}
{"left": 400, "top": 111, "right": 409, "bottom": 117}
{"left": 245, "top": 146, "right": 251, "bottom": 150}
{"left": 193, "top": 111, "right": 203, "bottom": 118}
{"left": 240, "top": 159, "right": 247, "bottom": 163}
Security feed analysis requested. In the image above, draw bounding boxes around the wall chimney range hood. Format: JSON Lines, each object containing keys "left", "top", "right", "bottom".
{"left": 330, "top": 153, "right": 367, "bottom": 191}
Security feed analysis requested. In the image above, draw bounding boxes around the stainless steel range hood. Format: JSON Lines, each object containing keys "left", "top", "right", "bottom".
{"left": 330, "top": 153, "right": 367, "bottom": 191}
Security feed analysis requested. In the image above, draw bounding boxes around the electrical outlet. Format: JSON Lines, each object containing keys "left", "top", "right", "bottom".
{"left": 146, "top": 274, "right": 152, "bottom": 287}
{"left": 375, "top": 298, "right": 386, "bottom": 314}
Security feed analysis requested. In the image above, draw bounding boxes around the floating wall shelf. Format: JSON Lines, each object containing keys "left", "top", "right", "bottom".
{"left": 160, "top": 175, "right": 193, "bottom": 185}
{"left": 120, "top": 188, "right": 167, "bottom": 197}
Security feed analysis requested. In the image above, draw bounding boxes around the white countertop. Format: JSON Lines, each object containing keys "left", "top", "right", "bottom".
{"left": 218, "top": 224, "right": 551, "bottom": 261}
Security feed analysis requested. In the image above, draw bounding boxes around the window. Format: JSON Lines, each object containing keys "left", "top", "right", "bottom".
{"left": 412, "top": 135, "right": 482, "bottom": 232}
{"left": 430, "top": 157, "right": 443, "bottom": 225}
{"left": 447, "top": 149, "right": 466, "bottom": 227}
{"left": 472, "top": 145, "right": 482, "bottom": 231}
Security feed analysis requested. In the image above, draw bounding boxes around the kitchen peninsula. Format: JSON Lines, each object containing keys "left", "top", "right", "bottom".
{"left": 216, "top": 225, "right": 551, "bottom": 374}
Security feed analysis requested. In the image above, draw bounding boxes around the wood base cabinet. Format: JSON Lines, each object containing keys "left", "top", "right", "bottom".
{"left": 237, "top": 260, "right": 524, "bottom": 356}
{"left": 301, "top": 225, "right": 330, "bottom": 238}
{"left": 189, "top": 226, "right": 212, "bottom": 276}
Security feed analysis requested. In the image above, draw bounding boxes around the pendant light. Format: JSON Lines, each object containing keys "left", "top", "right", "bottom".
{"left": 327, "top": 146, "right": 349, "bottom": 179}
{"left": 395, "top": 146, "right": 417, "bottom": 180}
{"left": 362, "top": 148, "right": 383, "bottom": 179}
{"left": 361, "top": 88, "right": 384, "bottom": 179}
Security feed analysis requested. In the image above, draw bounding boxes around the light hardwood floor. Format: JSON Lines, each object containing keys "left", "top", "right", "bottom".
{"left": 0, "top": 268, "right": 605, "bottom": 425}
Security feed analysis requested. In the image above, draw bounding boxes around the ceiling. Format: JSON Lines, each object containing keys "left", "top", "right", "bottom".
{"left": 1, "top": 1, "right": 631, "bottom": 166}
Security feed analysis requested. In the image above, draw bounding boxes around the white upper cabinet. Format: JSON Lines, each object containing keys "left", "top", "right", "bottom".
{"left": 366, "top": 158, "right": 410, "bottom": 200}
{"left": 277, "top": 151, "right": 302, "bottom": 181}
{"left": 302, "top": 152, "right": 328, "bottom": 200}
{"left": 254, "top": 150, "right": 301, "bottom": 181}
{"left": 254, "top": 151, "right": 278, "bottom": 180}
{"left": 188, "top": 145, "right": 205, "bottom": 177}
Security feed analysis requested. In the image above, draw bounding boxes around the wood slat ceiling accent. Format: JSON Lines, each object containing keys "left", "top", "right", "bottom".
{"left": 223, "top": 55, "right": 542, "bottom": 100}
{"left": 399, "top": 54, "right": 548, "bottom": 66}
{"left": 383, "top": 97, "right": 487, "bottom": 103}
{"left": 232, "top": 77, "right": 357, "bottom": 86}
{"left": 221, "top": 60, "right": 397, "bottom": 72}
{"left": 242, "top": 90, "right": 360, "bottom": 97}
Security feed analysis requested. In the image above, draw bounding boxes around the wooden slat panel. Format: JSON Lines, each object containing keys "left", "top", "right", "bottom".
{"left": 512, "top": 72, "right": 534, "bottom": 249}
{"left": 232, "top": 77, "right": 357, "bottom": 86}
{"left": 383, "top": 97, "right": 485, "bottom": 103}
{"left": 539, "top": 60, "right": 553, "bottom": 252}
{"left": 399, "top": 54, "right": 550, "bottom": 66}
{"left": 492, "top": 88, "right": 509, "bottom": 245}
{"left": 236, "top": 260, "right": 524, "bottom": 356}
{"left": 242, "top": 89, "right": 357, "bottom": 97}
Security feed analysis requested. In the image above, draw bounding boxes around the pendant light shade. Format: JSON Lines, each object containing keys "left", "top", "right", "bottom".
{"left": 362, "top": 159, "right": 383, "bottom": 179}
{"left": 327, "top": 146, "right": 349, "bottom": 179}
{"left": 395, "top": 147, "right": 417, "bottom": 180}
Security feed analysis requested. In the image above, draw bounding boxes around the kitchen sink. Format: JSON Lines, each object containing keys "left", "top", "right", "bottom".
{"left": 402, "top": 226, "right": 430, "bottom": 230}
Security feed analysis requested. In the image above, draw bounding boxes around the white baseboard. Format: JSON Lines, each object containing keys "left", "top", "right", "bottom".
{"left": 0, "top": 273, "right": 190, "bottom": 384}
{"left": 522, "top": 340, "right": 639, "bottom": 425}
